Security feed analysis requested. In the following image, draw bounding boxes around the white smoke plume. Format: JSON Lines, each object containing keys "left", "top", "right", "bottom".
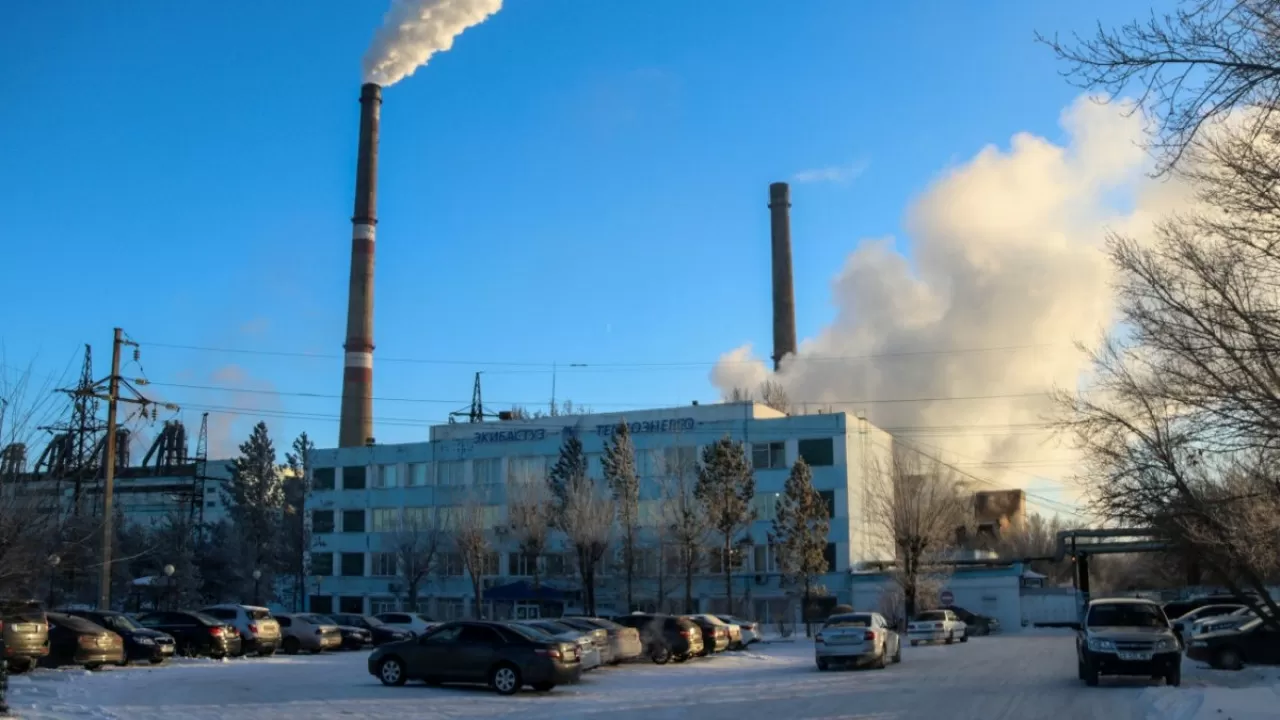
{"left": 363, "top": 0, "right": 503, "bottom": 87}
{"left": 712, "top": 96, "right": 1195, "bottom": 507}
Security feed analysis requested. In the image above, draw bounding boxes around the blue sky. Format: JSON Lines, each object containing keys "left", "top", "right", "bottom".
{"left": 0, "top": 0, "right": 1164, "bottom": 458}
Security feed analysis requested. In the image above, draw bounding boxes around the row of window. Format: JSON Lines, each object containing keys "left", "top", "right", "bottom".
{"left": 312, "top": 438, "right": 837, "bottom": 491}
{"left": 313, "top": 490, "right": 835, "bottom": 536}
{"left": 309, "top": 543, "right": 838, "bottom": 579}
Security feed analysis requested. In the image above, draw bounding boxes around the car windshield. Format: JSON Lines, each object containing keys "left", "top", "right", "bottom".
{"left": 249, "top": 609, "right": 273, "bottom": 621}
{"left": 825, "top": 614, "right": 873, "bottom": 628}
{"left": 916, "top": 611, "right": 947, "bottom": 622}
{"left": 415, "top": 614, "right": 434, "bottom": 622}
{"left": 532, "top": 621, "right": 575, "bottom": 634}
{"left": 191, "top": 612, "right": 224, "bottom": 626}
{"left": 699, "top": 615, "right": 727, "bottom": 625}
{"left": 364, "top": 616, "right": 385, "bottom": 626}
{"left": 301, "top": 614, "right": 331, "bottom": 624}
{"left": 107, "top": 614, "right": 141, "bottom": 630}
{"left": 504, "top": 623, "right": 557, "bottom": 642}
{"left": 315, "top": 615, "right": 339, "bottom": 625}
{"left": 588, "top": 618, "right": 622, "bottom": 630}
{"left": 1087, "top": 603, "right": 1166, "bottom": 628}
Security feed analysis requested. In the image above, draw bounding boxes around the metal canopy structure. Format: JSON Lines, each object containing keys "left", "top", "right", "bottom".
{"left": 1055, "top": 528, "right": 1169, "bottom": 621}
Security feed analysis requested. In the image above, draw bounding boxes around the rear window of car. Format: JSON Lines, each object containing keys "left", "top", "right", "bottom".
{"left": 249, "top": 609, "right": 273, "bottom": 620}
{"left": 826, "top": 614, "right": 874, "bottom": 628}
{"left": 504, "top": 623, "right": 556, "bottom": 642}
{"left": 916, "top": 611, "right": 947, "bottom": 622}
{"left": 1087, "top": 603, "right": 1166, "bottom": 628}
{"left": 191, "top": 612, "right": 224, "bottom": 626}
{"left": 49, "top": 614, "right": 104, "bottom": 632}
{"left": 586, "top": 617, "right": 622, "bottom": 630}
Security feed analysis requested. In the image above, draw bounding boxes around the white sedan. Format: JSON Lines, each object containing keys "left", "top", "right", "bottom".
{"left": 372, "top": 612, "right": 438, "bottom": 638}
{"left": 908, "top": 610, "right": 967, "bottom": 646}
{"left": 1170, "top": 604, "right": 1245, "bottom": 642}
{"left": 815, "top": 611, "right": 901, "bottom": 670}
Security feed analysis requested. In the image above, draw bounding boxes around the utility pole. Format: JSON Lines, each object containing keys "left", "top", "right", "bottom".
{"left": 81, "top": 328, "right": 174, "bottom": 610}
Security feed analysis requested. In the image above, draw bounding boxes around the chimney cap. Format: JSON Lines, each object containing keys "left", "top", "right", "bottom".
{"left": 360, "top": 83, "right": 383, "bottom": 100}
{"left": 769, "top": 182, "right": 790, "bottom": 197}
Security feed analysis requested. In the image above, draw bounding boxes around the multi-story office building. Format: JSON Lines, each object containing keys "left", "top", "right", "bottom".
{"left": 305, "top": 402, "right": 897, "bottom": 621}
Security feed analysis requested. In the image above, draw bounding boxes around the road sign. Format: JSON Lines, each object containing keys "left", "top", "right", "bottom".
{"left": 940, "top": 590, "right": 954, "bottom": 605}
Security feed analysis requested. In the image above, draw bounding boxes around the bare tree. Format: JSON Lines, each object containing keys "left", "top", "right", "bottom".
{"left": 1040, "top": 0, "right": 1280, "bottom": 171}
{"left": 506, "top": 471, "right": 552, "bottom": 589}
{"left": 725, "top": 381, "right": 792, "bottom": 414}
{"left": 387, "top": 507, "right": 444, "bottom": 613}
{"left": 282, "top": 432, "right": 314, "bottom": 611}
{"left": 453, "top": 500, "right": 493, "bottom": 619}
{"left": 696, "top": 436, "right": 756, "bottom": 615}
{"left": 657, "top": 448, "right": 707, "bottom": 614}
{"left": 547, "top": 435, "right": 614, "bottom": 616}
{"left": 869, "top": 446, "right": 970, "bottom": 621}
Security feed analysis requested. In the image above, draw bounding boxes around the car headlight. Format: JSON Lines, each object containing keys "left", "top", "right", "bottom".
{"left": 1153, "top": 639, "right": 1174, "bottom": 651}
{"left": 1190, "top": 641, "right": 1207, "bottom": 647}
{"left": 1087, "top": 638, "right": 1116, "bottom": 652}
{"left": 136, "top": 637, "right": 155, "bottom": 645}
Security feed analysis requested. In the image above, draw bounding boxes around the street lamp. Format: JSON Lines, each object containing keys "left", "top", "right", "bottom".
{"left": 252, "top": 569, "right": 262, "bottom": 606}
{"left": 163, "top": 564, "right": 175, "bottom": 610}
{"left": 46, "top": 554, "right": 61, "bottom": 607}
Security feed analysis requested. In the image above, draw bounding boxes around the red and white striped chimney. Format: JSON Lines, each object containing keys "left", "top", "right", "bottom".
{"left": 339, "top": 83, "right": 381, "bottom": 447}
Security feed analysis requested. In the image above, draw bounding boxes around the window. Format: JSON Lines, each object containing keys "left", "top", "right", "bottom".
{"left": 370, "top": 598, "right": 398, "bottom": 614}
{"left": 437, "top": 461, "right": 467, "bottom": 486}
{"left": 709, "top": 547, "right": 745, "bottom": 574}
{"left": 823, "top": 543, "right": 837, "bottom": 573}
{"left": 370, "top": 508, "right": 398, "bottom": 533}
{"left": 342, "top": 509, "right": 365, "bottom": 533}
{"left": 313, "top": 468, "right": 336, "bottom": 491}
{"left": 797, "top": 438, "right": 834, "bottom": 467}
{"left": 663, "top": 446, "right": 697, "bottom": 474}
{"left": 404, "top": 507, "right": 437, "bottom": 528}
{"left": 638, "top": 500, "right": 662, "bottom": 527}
{"left": 752, "top": 492, "right": 781, "bottom": 522}
{"left": 340, "top": 552, "right": 365, "bottom": 577}
{"left": 374, "top": 464, "right": 398, "bottom": 489}
{"left": 752, "top": 441, "right": 786, "bottom": 470}
{"left": 309, "top": 596, "right": 333, "bottom": 614}
{"left": 312, "top": 553, "right": 334, "bottom": 576}
{"left": 459, "top": 625, "right": 502, "bottom": 644}
{"left": 312, "top": 510, "right": 335, "bottom": 534}
{"left": 473, "top": 458, "right": 502, "bottom": 485}
{"left": 441, "top": 552, "right": 464, "bottom": 576}
{"left": 406, "top": 463, "right": 429, "bottom": 487}
{"left": 339, "top": 596, "right": 364, "bottom": 614}
{"left": 508, "top": 456, "right": 546, "bottom": 482}
{"left": 342, "top": 466, "right": 367, "bottom": 490}
{"left": 508, "top": 553, "right": 541, "bottom": 576}
{"left": 819, "top": 490, "right": 836, "bottom": 518}
{"left": 372, "top": 552, "right": 398, "bottom": 577}
{"left": 753, "top": 543, "right": 779, "bottom": 573}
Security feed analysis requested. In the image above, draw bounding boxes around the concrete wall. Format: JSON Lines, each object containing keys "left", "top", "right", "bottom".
{"left": 850, "top": 566, "right": 1025, "bottom": 632}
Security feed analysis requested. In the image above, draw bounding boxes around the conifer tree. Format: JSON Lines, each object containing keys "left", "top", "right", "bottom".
{"left": 770, "top": 458, "right": 830, "bottom": 633}
{"left": 602, "top": 421, "right": 640, "bottom": 612}
{"left": 696, "top": 436, "right": 756, "bottom": 614}
{"left": 222, "top": 422, "right": 284, "bottom": 602}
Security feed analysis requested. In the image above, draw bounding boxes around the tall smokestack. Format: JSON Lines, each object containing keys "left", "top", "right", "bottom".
{"left": 339, "top": 83, "right": 381, "bottom": 448}
{"left": 769, "top": 182, "right": 797, "bottom": 371}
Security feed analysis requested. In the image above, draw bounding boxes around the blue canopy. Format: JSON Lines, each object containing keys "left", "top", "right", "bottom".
{"left": 484, "top": 580, "right": 570, "bottom": 602}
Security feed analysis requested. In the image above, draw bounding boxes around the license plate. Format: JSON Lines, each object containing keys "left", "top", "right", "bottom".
{"left": 161, "top": 645, "right": 174, "bottom": 654}
{"left": 1118, "top": 651, "right": 1151, "bottom": 661}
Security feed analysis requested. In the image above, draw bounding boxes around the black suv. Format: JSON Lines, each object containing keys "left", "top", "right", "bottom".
{"left": 610, "top": 613, "right": 704, "bottom": 664}
{"left": 1076, "top": 598, "right": 1181, "bottom": 687}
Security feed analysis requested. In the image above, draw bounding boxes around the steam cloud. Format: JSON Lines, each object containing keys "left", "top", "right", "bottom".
{"left": 712, "top": 96, "right": 1193, "bottom": 505}
{"left": 364, "top": 0, "right": 504, "bottom": 87}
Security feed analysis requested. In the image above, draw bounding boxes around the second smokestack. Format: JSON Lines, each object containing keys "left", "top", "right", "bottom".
{"left": 769, "top": 182, "right": 797, "bottom": 371}
{"left": 339, "top": 83, "right": 381, "bottom": 448}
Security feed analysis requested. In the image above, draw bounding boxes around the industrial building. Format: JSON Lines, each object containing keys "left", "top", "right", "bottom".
{"left": 305, "top": 401, "right": 898, "bottom": 620}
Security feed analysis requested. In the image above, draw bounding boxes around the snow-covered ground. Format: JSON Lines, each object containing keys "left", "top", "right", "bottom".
{"left": 6, "top": 631, "right": 1278, "bottom": 719}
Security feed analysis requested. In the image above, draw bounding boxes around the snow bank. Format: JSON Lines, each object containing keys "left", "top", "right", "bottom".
{"left": 1142, "top": 666, "right": 1280, "bottom": 720}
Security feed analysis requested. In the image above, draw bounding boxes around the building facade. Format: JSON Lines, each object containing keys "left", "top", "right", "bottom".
{"left": 305, "top": 402, "right": 897, "bottom": 621}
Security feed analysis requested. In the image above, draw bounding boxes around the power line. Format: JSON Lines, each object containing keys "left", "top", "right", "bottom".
{"left": 145, "top": 380, "right": 1054, "bottom": 408}
{"left": 133, "top": 339, "right": 1066, "bottom": 370}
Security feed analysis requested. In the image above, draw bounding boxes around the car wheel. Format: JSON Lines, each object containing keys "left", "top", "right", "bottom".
{"left": 945, "top": 632, "right": 954, "bottom": 645}
{"left": 650, "top": 645, "right": 670, "bottom": 665}
{"left": 1083, "top": 660, "right": 1100, "bottom": 687}
{"left": 1166, "top": 664, "right": 1182, "bottom": 687}
{"left": 893, "top": 640, "right": 902, "bottom": 664}
{"left": 816, "top": 658, "right": 829, "bottom": 671}
{"left": 960, "top": 633, "right": 968, "bottom": 643}
{"left": 532, "top": 681, "right": 555, "bottom": 692}
{"left": 1215, "top": 647, "right": 1243, "bottom": 671}
{"left": 489, "top": 664, "right": 521, "bottom": 696}
{"left": 1077, "top": 660, "right": 1086, "bottom": 680}
{"left": 282, "top": 637, "right": 301, "bottom": 655}
{"left": 874, "top": 650, "right": 887, "bottom": 669}
{"left": 149, "top": 657, "right": 165, "bottom": 665}
{"left": 85, "top": 663, "right": 103, "bottom": 671}
{"left": 8, "top": 658, "right": 33, "bottom": 674}
{"left": 910, "top": 640, "right": 919, "bottom": 647}
{"left": 378, "top": 657, "right": 407, "bottom": 687}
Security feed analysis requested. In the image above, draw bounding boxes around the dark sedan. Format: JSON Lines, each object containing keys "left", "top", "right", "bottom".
{"left": 684, "top": 615, "right": 729, "bottom": 655}
{"left": 41, "top": 613, "right": 125, "bottom": 670}
{"left": 136, "top": 610, "right": 242, "bottom": 658}
{"left": 328, "top": 613, "right": 410, "bottom": 646}
{"left": 368, "top": 620, "right": 581, "bottom": 694}
{"left": 1186, "top": 618, "right": 1280, "bottom": 669}
{"left": 60, "top": 609, "right": 175, "bottom": 664}
{"left": 611, "top": 613, "right": 704, "bottom": 664}
{"left": 316, "top": 616, "right": 373, "bottom": 650}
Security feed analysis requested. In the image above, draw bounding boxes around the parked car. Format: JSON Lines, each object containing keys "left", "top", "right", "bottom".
{"left": 373, "top": 611, "right": 437, "bottom": 638}
{"left": 200, "top": 604, "right": 281, "bottom": 656}
{"left": 1075, "top": 598, "right": 1181, "bottom": 687}
{"left": 60, "top": 609, "right": 175, "bottom": 664}
{"left": 908, "top": 610, "right": 967, "bottom": 646}
{"left": 327, "top": 613, "right": 411, "bottom": 646}
{"left": 559, "top": 616, "right": 642, "bottom": 663}
{"left": 712, "top": 614, "right": 760, "bottom": 646}
{"left": 518, "top": 620, "right": 602, "bottom": 670}
{"left": 696, "top": 614, "right": 742, "bottom": 649}
{"left": 942, "top": 605, "right": 1001, "bottom": 636}
{"left": 1190, "top": 607, "right": 1272, "bottom": 638}
{"left": 1169, "top": 604, "right": 1246, "bottom": 645}
{"left": 549, "top": 617, "right": 618, "bottom": 665}
{"left": 315, "top": 615, "right": 373, "bottom": 650}
{"left": 684, "top": 615, "right": 730, "bottom": 655}
{"left": 1185, "top": 617, "right": 1280, "bottom": 669}
{"left": 41, "top": 612, "right": 125, "bottom": 670}
{"left": 0, "top": 598, "right": 49, "bottom": 673}
{"left": 368, "top": 620, "right": 582, "bottom": 694}
{"left": 275, "top": 613, "right": 342, "bottom": 654}
{"left": 136, "top": 610, "right": 242, "bottom": 658}
{"left": 611, "top": 613, "right": 704, "bottom": 664}
{"left": 1163, "top": 593, "right": 1262, "bottom": 623}
{"left": 815, "top": 611, "right": 901, "bottom": 670}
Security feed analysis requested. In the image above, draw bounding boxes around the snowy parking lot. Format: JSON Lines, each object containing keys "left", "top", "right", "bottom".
{"left": 7, "top": 631, "right": 1279, "bottom": 720}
